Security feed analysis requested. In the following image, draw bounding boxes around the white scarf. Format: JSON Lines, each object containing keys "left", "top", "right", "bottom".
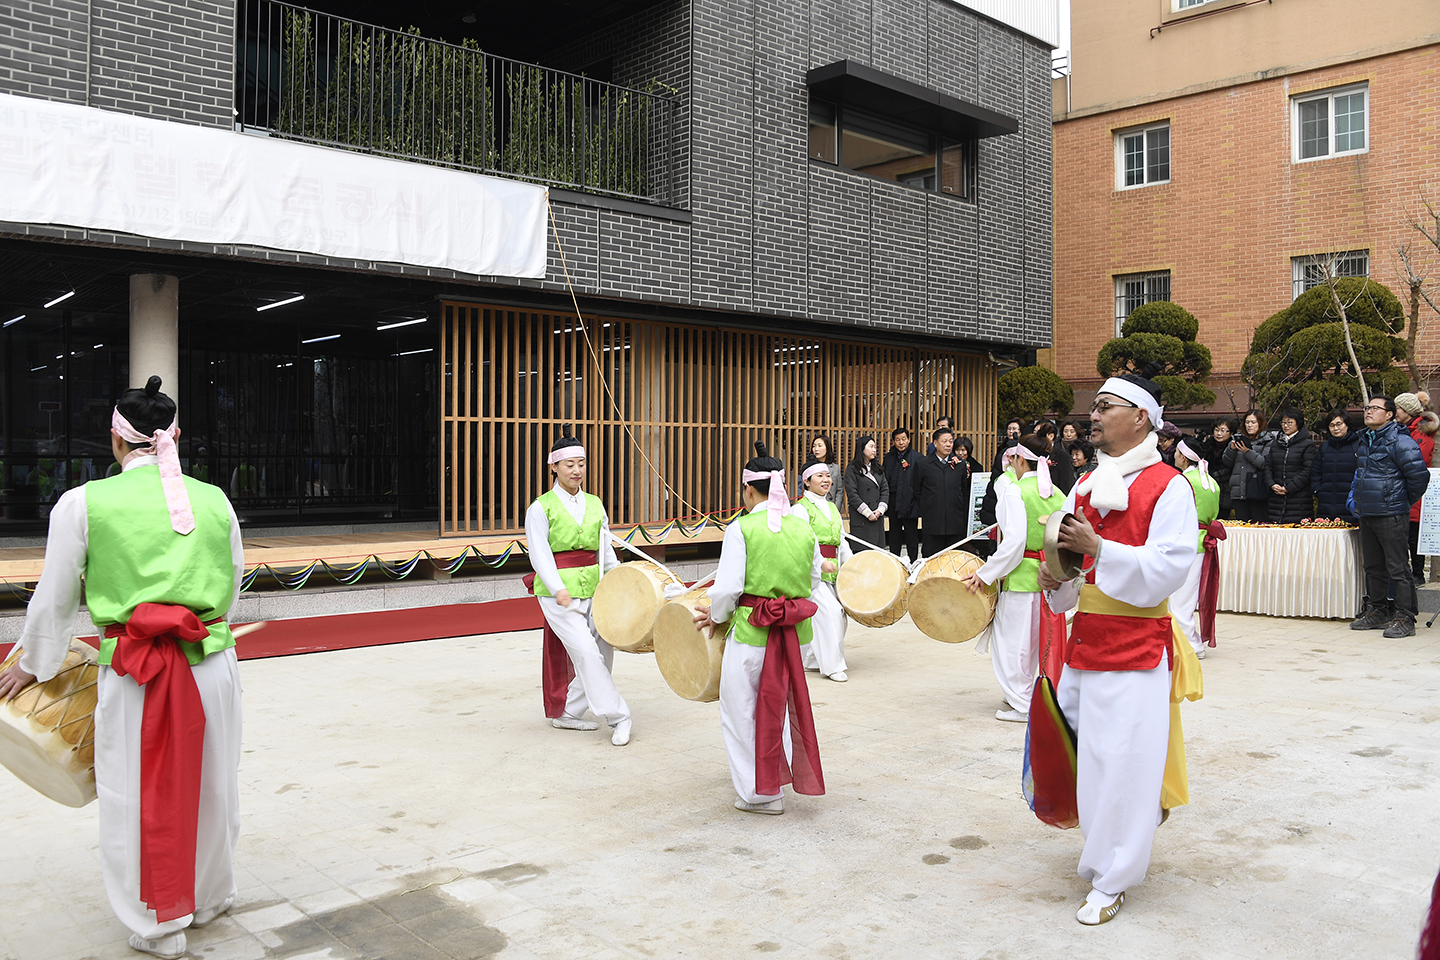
{"left": 1073, "top": 431, "right": 1161, "bottom": 512}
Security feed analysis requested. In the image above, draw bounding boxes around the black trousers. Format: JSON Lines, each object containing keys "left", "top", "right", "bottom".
{"left": 924, "top": 533, "right": 959, "bottom": 558}
{"left": 888, "top": 516, "right": 920, "bottom": 558}
{"left": 1232, "top": 499, "right": 1267, "bottom": 522}
{"left": 1410, "top": 519, "right": 1425, "bottom": 581}
{"left": 1359, "top": 513, "right": 1415, "bottom": 621}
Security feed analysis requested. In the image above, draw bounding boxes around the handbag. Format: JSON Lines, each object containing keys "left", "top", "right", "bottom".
{"left": 1243, "top": 467, "right": 1268, "bottom": 501}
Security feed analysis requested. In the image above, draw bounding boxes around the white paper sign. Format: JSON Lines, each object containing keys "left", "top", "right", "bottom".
{"left": 0, "top": 92, "right": 547, "bottom": 278}
{"left": 966, "top": 471, "right": 991, "bottom": 537}
{"left": 1418, "top": 468, "right": 1440, "bottom": 555}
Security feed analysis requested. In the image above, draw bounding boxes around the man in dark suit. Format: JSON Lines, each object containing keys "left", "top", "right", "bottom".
{"left": 883, "top": 426, "right": 921, "bottom": 560}
{"left": 914, "top": 426, "right": 971, "bottom": 557}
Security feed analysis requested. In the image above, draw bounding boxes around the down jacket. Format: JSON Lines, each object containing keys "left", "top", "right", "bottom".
{"left": 1350, "top": 420, "right": 1430, "bottom": 518}
{"left": 1407, "top": 412, "right": 1439, "bottom": 522}
{"left": 1310, "top": 430, "right": 1360, "bottom": 521}
{"left": 1264, "top": 429, "right": 1316, "bottom": 523}
{"left": 1222, "top": 431, "right": 1274, "bottom": 503}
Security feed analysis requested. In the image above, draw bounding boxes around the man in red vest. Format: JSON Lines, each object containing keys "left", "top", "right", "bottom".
{"left": 1039, "top": 365, "right": 1198, "bottom": 926}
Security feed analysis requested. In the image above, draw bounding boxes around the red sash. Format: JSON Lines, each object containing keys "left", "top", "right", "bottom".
{"left": 1198, "top": 521, "right": 1226, "bottom": 648}
{"left": 819, "top": 544, "right": 838, "bottom": 559}
{"left": 1022, "top": 549, "right": 1068, "bottom": 685}
{"left": 104, "top": 603, "right": 219, "bottom": 922}
{"left": 524, "top": 550, "right": 597, "bottom": 719}
{"left": 739, "top": 594, "right": 824, "bottom": 797}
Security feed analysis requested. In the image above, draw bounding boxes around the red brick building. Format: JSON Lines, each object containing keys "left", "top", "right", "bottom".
{"left": 1051, "top": 0, "right": 1440, "bottom": 418}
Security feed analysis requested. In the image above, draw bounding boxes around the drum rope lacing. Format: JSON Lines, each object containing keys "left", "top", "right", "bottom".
{"left": 5, "top": 654, "right": 98, "bottom": 755}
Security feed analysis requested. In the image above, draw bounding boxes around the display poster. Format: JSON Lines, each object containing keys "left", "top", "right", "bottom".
{"left": 1418, "top": 468, "right": 1440, "bottom": 555}
{"left": 966, "top": 471, "right": 991, "bottom": 537}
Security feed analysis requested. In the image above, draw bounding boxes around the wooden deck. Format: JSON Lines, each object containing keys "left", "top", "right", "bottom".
{"left": 0, "top": 523, "right": 725, "bottom": 583}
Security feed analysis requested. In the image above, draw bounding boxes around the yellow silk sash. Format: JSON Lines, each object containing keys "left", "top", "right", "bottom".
{"left": 1077, "top": 583, "right": 1169, "bottom": 618}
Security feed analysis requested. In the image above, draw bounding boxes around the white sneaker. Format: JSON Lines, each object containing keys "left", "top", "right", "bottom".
{"left": 827, "top": 671, "right": 848, "bottom": 682}
{"left": 552, "top": 716, "right": 599, "bottom": 731}
{"left": 1195, "top": 647, "right": 1207, "bottom": 660}
{"left": 192, "top": 896, "right": 234, "bottom": 928}
{"left": 1076, "top": 891, "right": 1124, "bottom": 925}
{"left": 995, "top": 708, "right": 1027, "bottom": 723}
{"left": 611, "top": 719, "right": 632, "bottom": 746}
{"left": 129, "top": 932, "right": 186, "bottom": 959}
{"left": 734, "top": 797, "right": 784, "bottom": 815}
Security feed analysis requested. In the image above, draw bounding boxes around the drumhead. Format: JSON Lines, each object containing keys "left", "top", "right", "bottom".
{"left": 652, "top": 590, "right": 726, "bottom": 702}
{"left": 593, "top": 561, "right": 678, "bottom": 653}
{"left": 835, "top": 549, "right": 906, "bottom": 616}
{"left": 908, "top": 551, "right": 995, "bottom": 644}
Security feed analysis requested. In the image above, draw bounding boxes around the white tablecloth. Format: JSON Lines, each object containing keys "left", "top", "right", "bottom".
{"left": 1216, "top": 525, "right": 1364, "bottom": 619}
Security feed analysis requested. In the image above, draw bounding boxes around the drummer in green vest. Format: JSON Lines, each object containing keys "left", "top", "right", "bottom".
{"left": 797, "top": 456, "right": 849, "bottom": 681}
{"left": 0, "top": 376, "right": 245, "bottom": 960}
{"left": 963, "top": 434, "right": 1067, "bottom": 722}
{"left": 1170, "top": 438, "right": 1221, "bottom": 659}
{"left": 694, "top": 441, "right": 827, "bottom": 815}
{"left": 522, "top": 425, "right": 630, "bottom": 746}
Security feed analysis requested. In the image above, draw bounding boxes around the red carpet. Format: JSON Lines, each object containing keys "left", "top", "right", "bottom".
{"left": 0, "top": 597, "right": 545, "bottom": 663}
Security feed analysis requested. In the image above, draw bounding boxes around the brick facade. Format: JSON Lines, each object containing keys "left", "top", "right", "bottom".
{"left": 1053, "top": 45, "right": 1440, "bottom": 405}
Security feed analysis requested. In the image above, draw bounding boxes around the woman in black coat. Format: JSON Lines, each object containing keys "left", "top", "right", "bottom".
{"left": 843, "top": 435, "right": 889, "bottom": 548}
{"left": 1311, "top": 408, "right": 1360, "bottom": 521}
{"left": 1199, "top": 417, "right": 1237, "bottom": 518}
{"left": 1264, "top": 407, "right": 1316, "bottom": 523}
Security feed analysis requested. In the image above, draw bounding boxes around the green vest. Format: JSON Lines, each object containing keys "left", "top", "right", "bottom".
{"left": 730, "top": 510, "right": 816, "bottom": 648}
{"left": 534, "top": 489, "right": 604, "bottom": 599}
{"left": 1186, "top": 468, "right": 1221, "bottom": 552}
{"left": 83, "top": 466, "right": 238, "bottom": 666}
{"left": 799, "top": 495, "right": 842, "bottom": 584}
{"left": 1003, "top": 474, "right": 1067, "bottom": 593}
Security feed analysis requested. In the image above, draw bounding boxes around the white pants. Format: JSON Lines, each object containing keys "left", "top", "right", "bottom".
{"left": 801, "top": 583, "right": 847, "bottom": 676}
{"left": 95, "top": 648, "right": 243, "bottom": 940}
{"left": 1056, "top": 661, "right": 1170, "bottom": 898}
{"left": 539, "top": 596, "right": 630, "bottom": 726}
{"left": 718, "top": 636, "right": 792, "bottom": 804}
{"left": 1171, "top": 554, "right": 1206, "bottom": 657}
{"left": 989, "top": 591, "right": 1041, "bottom": 713}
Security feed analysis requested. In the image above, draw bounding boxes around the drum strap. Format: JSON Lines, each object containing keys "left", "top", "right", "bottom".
{"left": 104, "top": 603, "right": 216, "bottom": 922}
{"left": 739, "top": 594, "right": 825, "bottom": 797}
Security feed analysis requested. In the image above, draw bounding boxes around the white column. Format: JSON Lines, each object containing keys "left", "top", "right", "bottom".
{"left": 129, "top": 274, "right": 179, "bottom": 405}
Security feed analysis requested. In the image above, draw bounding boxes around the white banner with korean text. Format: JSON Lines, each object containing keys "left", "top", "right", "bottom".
{"left": 0, "top": 93, "right": 547, "bottom": 278}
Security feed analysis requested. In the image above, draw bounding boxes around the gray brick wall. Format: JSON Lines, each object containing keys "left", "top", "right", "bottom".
{"left": 1, "top": 1, "right": 233, "bottom": 128}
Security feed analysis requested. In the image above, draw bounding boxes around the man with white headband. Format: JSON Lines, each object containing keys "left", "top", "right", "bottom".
{"left": 797, "top": 456, "right": 849, "bottom": 681}
{"left": 694, "top": 441, "right": 826, "bottom": 815}
{"left": 0, "top": 376, "right": 245, "bottom": 959}
{"left": 1036, "top": 364, "right": 1198, "bottom": 926}
{"left": 1171, "top": 438, "right": 1223, "bottom": 659}
{"left": 522, "top": 424, "right": 629, "bottom": 746}
{"left": 962, "top": 434, "right": 1067, "bottom": 722}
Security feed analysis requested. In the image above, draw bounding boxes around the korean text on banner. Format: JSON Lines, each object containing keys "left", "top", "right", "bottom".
{"left": 1418, "top": 469, "right": 1440, "bottom": 556}
{"left": 966, "top": 472, "right": 991, "bottom": 537}
{"left": 0, "top": 93, "right": 547, "bottom": 278}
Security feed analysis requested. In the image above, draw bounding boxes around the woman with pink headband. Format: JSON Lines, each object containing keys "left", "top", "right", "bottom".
{"left": 961, "top": 434, "right": 1067, "bottom": 722}
{"left": 797, "top": 456, "right": 850, "bottom": 682}
{"left": 0, "top": 376, "right": 245, "bottom": 959}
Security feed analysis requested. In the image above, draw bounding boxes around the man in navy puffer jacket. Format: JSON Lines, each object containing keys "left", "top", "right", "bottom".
{"left": 1350, "top": 396, "right": 1430, "bottom": 637}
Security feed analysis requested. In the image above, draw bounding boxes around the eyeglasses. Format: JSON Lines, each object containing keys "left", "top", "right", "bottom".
{"left": 1363, "top": 403, "right": 1388, "bottom": 411}
{"left": 1090, "top": 399, "right": 1139, "bottom": 414}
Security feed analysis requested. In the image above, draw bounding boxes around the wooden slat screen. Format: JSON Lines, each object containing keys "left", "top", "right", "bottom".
{"left": 440, "top": 302, "right": 998, "bottom": 536}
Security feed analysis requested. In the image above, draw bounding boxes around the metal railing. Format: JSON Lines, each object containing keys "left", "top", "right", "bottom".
{"left": 236, "top": 0, "right": 680, "bottom": 206}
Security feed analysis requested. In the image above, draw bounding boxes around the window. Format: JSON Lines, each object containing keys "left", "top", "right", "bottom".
{"left": 1291, "top": 250, "right": 1369, "bottom": 300}
{"left": 1114, "top": 271, "right": 1171, "bottom": 335}
{"left": 1115, "top": 122, "right": 1169, "bottom": 189}
{"left": 1293, "top": 84, "right": 1367, "bottom": 161}
{"left": 808, "top": 98, "right": 975, "bottom": 199}
{"left": 1174, "top": 0, "right": 1212, "bottom": 7}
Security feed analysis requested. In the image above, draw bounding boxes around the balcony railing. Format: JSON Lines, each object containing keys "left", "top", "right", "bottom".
{"left": 236, "top": 0, "right": 680, "bottom": 206}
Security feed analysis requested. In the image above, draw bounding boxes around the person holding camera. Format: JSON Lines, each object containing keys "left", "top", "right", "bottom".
{"left": 1221, "top": 411, "right": 1273, "bottom": 521}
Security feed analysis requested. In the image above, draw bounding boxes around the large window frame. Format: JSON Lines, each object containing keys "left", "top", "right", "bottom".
{"left": 1114, "top": 271, "right": 1172, "bottom": 336}
{"left": 1291, "top": 250, "right": 1369, "bottom": 301}
{"left": 1114, "top": 121, "right": 1170, "bottom": 190}
{"left": 1292, "top": 83, "right": 1368, "bottom": 163}
{"left": 808, "top": 98, "right": 977, "bottom": 201}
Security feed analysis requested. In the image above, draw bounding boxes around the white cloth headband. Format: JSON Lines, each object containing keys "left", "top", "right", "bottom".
{"left": 1098, "top": 377, "right": 1164, "bottom": 430}
{"left": 548, "top": 444, "right": 585, "bottom": 464}
{"left": 112, "top": 407, "right": 194, "bottom": 535}
{"left": 1003, "top": 444, "right": 1053, "bottom": 498}
{"left": 802, "top": 462, "right": 829, "bottom": 483}
{"left": 742, "top": 467, "right": 790, "bottom": 532}
{"left": 1177, "top": 439, "right": 1208, "bottom": 475}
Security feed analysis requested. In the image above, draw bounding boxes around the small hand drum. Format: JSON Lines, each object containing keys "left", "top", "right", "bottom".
{"left": 1042, "top": 512, "right": 1085, "bottom": 581}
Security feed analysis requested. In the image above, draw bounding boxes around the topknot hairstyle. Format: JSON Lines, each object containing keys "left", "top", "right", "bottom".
{"left": 115, "top": 376, "right": 176, "bottom": 438}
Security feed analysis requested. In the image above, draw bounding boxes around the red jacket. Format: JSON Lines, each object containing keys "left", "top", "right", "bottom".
{"left": 1408, "top": 413, "right": 1438, "bottom": 521}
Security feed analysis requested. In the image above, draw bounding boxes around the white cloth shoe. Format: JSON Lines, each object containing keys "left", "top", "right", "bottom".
{"left": 552, "top": 716, "right": 599, "bottom": 731}
{"left": 129, "top": 932, "right": 186, "bottom": 959}
{"left": 192, "top": 896, "right": 234, "bottom": 928}
{"left": 827, "top": 671, "right": 848, "bottom": 682}
{"left": 734, "top": 797, "right": 784, "bottom": 815}
{"left": 1076, "top": 891, "right": 1124, "bottom": 925}
{"left": 1195, "top": 647, "right": 1207, "bottom": 660}
{"left": 611, "top": 719, "right": 632, "bottom": 746}
{"left": 995, "top": 708, "right": 1027, "bottom": 723}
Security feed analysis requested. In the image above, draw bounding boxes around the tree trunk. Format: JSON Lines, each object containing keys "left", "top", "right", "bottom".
{"left": 1408, "top": 278, "right": 1424, "bottom": 391}
{"left": 1327, "top": 281, "right": 1370, "bottom": 405}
